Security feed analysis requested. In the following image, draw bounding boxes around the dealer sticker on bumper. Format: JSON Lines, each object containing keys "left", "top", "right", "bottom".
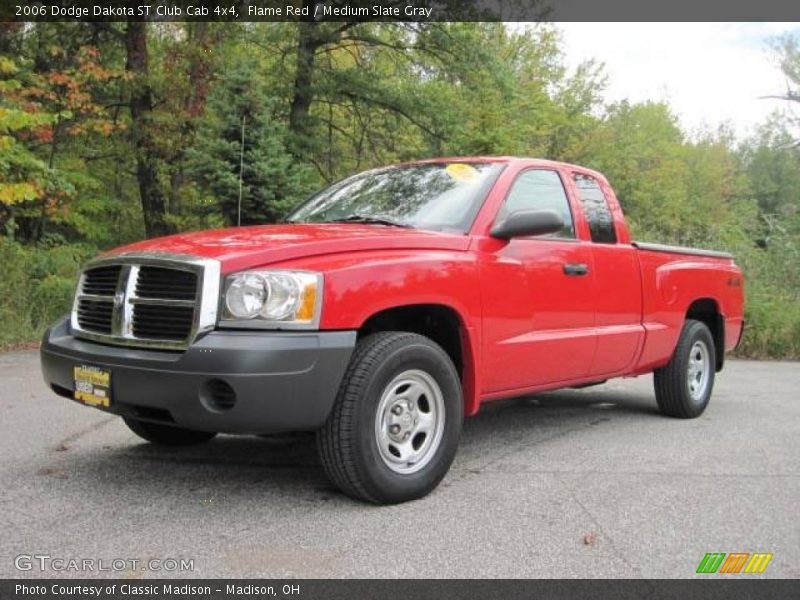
{"left": 73, "top": 365, "right": 111, "bottom": 408}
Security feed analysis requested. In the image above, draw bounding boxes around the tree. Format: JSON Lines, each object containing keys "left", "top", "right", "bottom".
{"left": 0, "top": 45, "right": 125, "bottom": 243}
{"left": 742, "top": 116, "right": 800, "bottom": 223}
{"left": 766, "top": 34, "right": 800, "bottom": 145}
{"left": 189, "top": 56, "right": 314, "bottom": 225}
{"left": 276, "top": 16, "right": 477, "bottom": 172}
{"left": 0, "top": 56, "right": 60, "bottom": 238}
{"left": 126, "top": 20, "right": 172, "bottom": 238}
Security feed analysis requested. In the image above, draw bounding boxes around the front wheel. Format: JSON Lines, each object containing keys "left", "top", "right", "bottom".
{"left": 316, "top": 332, "right": 463, "bottom": 504}
{"left": 654, "top": 319, "right": 716, "bottom": 418}
{"left": 123, "top": 417, "right": 217, "bottom": 446}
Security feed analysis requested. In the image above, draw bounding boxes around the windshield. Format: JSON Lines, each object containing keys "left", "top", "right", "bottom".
{"left": 286, "top": 162, "right": 504, "bottom": 233}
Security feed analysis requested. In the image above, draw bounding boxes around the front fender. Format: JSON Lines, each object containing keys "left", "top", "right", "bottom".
{"left": 276, "top": 249, "right": 483, "bottom": 416}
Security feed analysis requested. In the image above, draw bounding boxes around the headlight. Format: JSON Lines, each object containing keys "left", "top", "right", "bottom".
{"left": 225, "top": 273, "right": 267, "bottom": 319}
{"left": 221, "top": 270, "right": 322, "bottom": 328}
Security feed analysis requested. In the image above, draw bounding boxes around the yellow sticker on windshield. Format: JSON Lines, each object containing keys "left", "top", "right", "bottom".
{"left": 445, "top": 163, "right": 480, "bottom": 182}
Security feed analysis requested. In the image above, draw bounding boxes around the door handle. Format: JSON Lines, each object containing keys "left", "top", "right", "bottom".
{"left": 563, "top": 263, "right": 589, "bottom": 276}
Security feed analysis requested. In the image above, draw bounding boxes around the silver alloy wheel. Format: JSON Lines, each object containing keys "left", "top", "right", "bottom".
{"left": 374, "top": 369, "right": 446, "bottom": 474}
{"left": 687, "top": 340, "right": 711, "bottom": 402}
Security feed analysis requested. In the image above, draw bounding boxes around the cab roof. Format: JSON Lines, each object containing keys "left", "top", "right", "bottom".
{"left": 402, "top": 156, "right": 606, "bottom": 180}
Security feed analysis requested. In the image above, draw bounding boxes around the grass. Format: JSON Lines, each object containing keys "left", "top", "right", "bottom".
{"left": 0, "top": 238, "right": 93, "bottom": 348}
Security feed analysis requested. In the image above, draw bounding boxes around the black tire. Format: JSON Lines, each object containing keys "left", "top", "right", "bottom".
{"left": 654, "top": 319, "right": 716, "bottom": 418}
{"left": 123, "top": 417, "right": 217, "bottom": 446}
{"left": 316, "top": 332, "right": 463, "bottom": 504}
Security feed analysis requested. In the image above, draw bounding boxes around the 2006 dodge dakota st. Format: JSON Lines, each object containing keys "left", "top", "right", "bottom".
{"left": 41, "top": 157, "right": 744, "bottom": 503}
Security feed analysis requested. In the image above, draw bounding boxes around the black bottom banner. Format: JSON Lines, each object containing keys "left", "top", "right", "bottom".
{"left": 0, "top": 579, "right": 796, "bottom": 600}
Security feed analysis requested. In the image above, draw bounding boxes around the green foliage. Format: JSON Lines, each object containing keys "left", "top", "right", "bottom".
{"left": 706, "top": 199, "right": 800, "bottom": 359}
{"left": 0, "top": 60, "right": 61, "bottom": 211}
{"left": 739, "top": 287, "right": 800, "bottom": 359}
{"left": 30, "top": 275, "right": 76, "bottom": 333}
{"left": 0, "top": 23, "right": 798, "bottom": 359}
{"left": 0, "top": 238, "right": 95, "bottom": 346}
{"left": 0, "top": 45, "right": 128, "bottom": 243}
{"left": 741, "top": 117, "right": 800, "bottom": 229}
{"left": 188, "top": 56, "right": 316, "bottom": 224}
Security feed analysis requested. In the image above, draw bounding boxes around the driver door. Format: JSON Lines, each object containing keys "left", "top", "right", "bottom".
{"left": 480, "top": 169, "right": 596, "bottom": 393}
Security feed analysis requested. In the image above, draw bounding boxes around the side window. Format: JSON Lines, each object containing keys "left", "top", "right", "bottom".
{"left": 572, "top": 173, "right": 617, "bottom": 244}
{"left": 498, "top": 170, "right": 575, "bottom": 238}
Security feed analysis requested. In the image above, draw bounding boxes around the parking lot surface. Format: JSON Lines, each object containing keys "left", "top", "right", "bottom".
{"left": 1, "top": 351, "right": 797, "bottom": 578}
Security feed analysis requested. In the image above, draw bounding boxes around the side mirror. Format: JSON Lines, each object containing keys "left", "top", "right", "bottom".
{"left": 490, "top": 209, "right": 564, "bottom": 240}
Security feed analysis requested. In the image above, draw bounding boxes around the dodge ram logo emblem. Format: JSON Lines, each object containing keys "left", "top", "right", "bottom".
{"left": 113, "top": 291, "right": 125, "bottom": 308}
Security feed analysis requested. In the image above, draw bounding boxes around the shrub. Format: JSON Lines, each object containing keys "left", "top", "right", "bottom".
{"left": 0, "top": 238, "right": 93, "bottom": 347}
{"left": 737, "top": 284, "right": 800, "bottom": 359}
{"left": 30, "top": 275, "right": 77, "bottom": 331}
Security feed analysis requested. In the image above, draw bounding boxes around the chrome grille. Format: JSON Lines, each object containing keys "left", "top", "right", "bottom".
{"left": 76, "top": 298, "right": 114, "bottom": 334}
{"left": 132, "top": 304, "right": 196, "bottom": 340}
{"left": 81, "top": 265, "right": 122, "bottom": 296}
{"left": 135, "top": 266, "right": 197, "bottom": 300}
{"left": 71, "top": 254, "right": 221, "bottom": 350}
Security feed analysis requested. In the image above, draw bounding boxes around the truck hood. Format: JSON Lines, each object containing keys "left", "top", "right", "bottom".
{"left": 105, "top": 223, "right": 470, "bottom": 273}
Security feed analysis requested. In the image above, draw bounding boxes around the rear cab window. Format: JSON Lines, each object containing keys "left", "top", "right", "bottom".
{"left": 572, "top": 173, "right": 617, "bottom": 244}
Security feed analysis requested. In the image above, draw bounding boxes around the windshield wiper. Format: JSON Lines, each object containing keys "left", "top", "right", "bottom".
{"left": 327, "top": 214, "right": 412, "bottom": 228}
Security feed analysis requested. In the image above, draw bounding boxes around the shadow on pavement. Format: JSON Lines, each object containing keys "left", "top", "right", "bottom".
{"left": 64, "top": 385, "right": 661, "bottom": 500}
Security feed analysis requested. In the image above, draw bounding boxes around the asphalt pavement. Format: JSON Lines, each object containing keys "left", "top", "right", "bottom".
{"left": 1, "top": 351, "right": 797, "bottom": 578}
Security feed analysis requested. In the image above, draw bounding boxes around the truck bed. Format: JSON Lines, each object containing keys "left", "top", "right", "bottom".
{"left": 632, "top": 241, "right": 744, "bottom": 374}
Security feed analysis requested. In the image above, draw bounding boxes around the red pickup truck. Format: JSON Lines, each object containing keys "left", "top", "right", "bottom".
{"left": 41, "top": 157, "right": 744, "bottom": 504}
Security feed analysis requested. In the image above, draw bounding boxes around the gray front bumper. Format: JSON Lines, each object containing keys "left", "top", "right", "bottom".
{"left": 40, "top": 318, "right": 356, "bottom": 434}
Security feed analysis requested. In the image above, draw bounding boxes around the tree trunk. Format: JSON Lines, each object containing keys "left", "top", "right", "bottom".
{"left": 288, "top": 10, "right": 320, "bottom": 158}
{"left": 169, "top": 22, "right": 214, "bottom": 214}
{"left": 125, "top": 19, "right": 172, "bottom": 238}
{"left": 186, "top": 21, "right": 213, "bottom": 118}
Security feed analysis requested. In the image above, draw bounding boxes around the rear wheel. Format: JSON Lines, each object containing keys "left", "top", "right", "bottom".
{"left": 654, "top": 319, "right": 716, "bottom": 418}
{"left": 123, "top": 417, "right": 217, "bottom": 446}
{"left": 316, "top": 332, "right": 463, "bottom": 504}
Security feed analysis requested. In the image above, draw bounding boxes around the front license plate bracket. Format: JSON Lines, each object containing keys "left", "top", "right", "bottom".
{"left": 73, "top": 364, "right": 112, "bottom": 408}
